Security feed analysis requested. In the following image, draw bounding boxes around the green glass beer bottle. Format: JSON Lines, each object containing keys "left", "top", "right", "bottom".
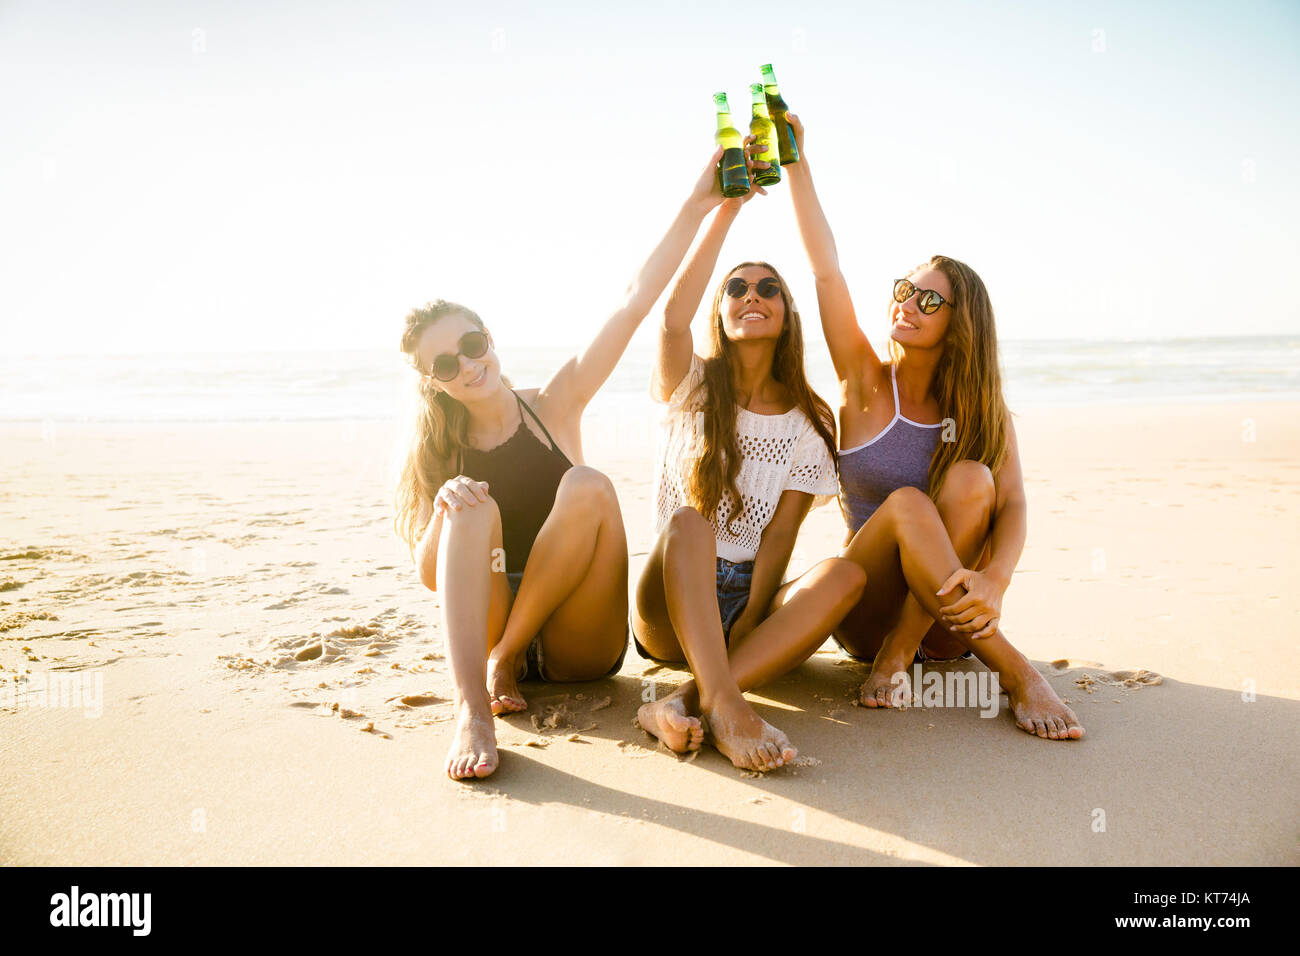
{"left": 749, "top": 83, "right": 781, "bottom": 186}
{"left": 713, "top": 92, "right": 751, "bottom": 199}
{"left": 760, "top": 63, "right": 799, "bottom": 166}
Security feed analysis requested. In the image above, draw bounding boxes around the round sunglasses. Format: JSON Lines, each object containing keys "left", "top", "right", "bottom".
{"left": 426, "top": 330, "right": 489, "bottom": 382}
{"left": 725, "top": 276, "right": 782, "bottom": 299}
{"left": 893, "top": 278, "right": 952, "bottom": 315}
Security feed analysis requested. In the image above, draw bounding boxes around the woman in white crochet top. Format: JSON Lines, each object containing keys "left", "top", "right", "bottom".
{"left": 630, "top": 162, "right": 868, "bottom": 773}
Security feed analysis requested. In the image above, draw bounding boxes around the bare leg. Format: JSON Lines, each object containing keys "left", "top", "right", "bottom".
{"left": 629, "top": 516, "right": 705, "bottom": 755}
{"left": 656, "top": 557, "right": 867, "bottom": 716}
{"left": 631, "top": 509, "right": 865, "bottom": 771}
{"left": 429, "top": 496, "right": 512, "bottom": 780}
{"left": 485, "top": 466, "right": 629, "bottom": 712}
{"left": 840, "top": 487, "right": 1084, "bottom": 740}
{"left": 860, "top": 461, "right": 994, "bottom": 708}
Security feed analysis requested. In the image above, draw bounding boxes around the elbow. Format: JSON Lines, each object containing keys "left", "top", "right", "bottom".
{"left": 414, "top": 536, "right": 439, "bottom": 593}
{"left": 417, "top": 555, "right": 438, "bottom": 593}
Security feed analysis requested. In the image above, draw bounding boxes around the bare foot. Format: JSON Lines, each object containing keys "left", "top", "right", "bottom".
{"left": 860, "top": 654, "right": 912, "bottom": 709}
{"left": 486, "top": 652, "right": 527, "bottom": 715}
{"left": 445, "top": 700, "right": 499, "bottom": 780}
{"left": 636, "top": 693, "right": 703, "bottom": 753}
{"left": 1008, "top": 667, "right": 1085, "bottom": 740}
{"left": 702, "top": 695, "right": 796, "bottom": 772}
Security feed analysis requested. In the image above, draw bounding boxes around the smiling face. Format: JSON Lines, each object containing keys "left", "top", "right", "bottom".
{"left": 719, "top": 265, "right": 787, "bottom": 342}
{"left": 414, "top": 311, "right": 502, "bottom": 401}
{"left": 889, "top": 268, "right": 953, "bottom": 349}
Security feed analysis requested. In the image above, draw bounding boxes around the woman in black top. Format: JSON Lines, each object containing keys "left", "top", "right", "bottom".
{"left": 395, "top": 143, "right": 768, "bottom": 781}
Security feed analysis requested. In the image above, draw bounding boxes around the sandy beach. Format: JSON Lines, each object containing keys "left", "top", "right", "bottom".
{"left": 1, "top": 400, "right": 1296, "bottom": 866}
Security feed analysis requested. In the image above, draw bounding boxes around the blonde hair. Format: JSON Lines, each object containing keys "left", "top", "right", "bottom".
{"left": 393, "top": 300, "right": 509, "bottom": 554}
{"left": 680, "top": 262, "right": 838, "bottom": 531}
{"left": 888, "top": 255, "right": 1010, "bottom": 498}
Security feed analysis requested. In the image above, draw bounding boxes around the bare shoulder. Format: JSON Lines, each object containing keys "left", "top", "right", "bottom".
{"left": 515, "top": 386, "right": 558, "bottom": 426}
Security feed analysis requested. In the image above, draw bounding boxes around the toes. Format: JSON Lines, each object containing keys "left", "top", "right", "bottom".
{"left": 1033, "top": 718, "right": 1048, "bottom": 738}
{"left": 763, "top": 742, "right": 782, "bottom": 769}
{"left": 474, "top": 752, "right": 496, "bottom": 777}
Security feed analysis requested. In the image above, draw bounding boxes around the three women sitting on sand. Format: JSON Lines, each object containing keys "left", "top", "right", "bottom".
{"left": 396, "top": 130, "right": 1082, "bottom": 782}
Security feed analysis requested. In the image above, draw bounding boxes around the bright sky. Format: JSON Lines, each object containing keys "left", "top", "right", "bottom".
{"left": 2, "top": 0, "right": 1298, "bottom": 356}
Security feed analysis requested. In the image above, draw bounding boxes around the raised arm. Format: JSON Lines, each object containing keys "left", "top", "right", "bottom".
{"left": 654, "top": 142, "right": 768, "bottom": 400}
{"left": 541, "top": 147, "right": 754, "bottom": 415}
{"left": 654, "top": 203, "right": 735, "bottom": 401}
{"left": 784, "top": 113, "right": 884, "bottom": 391}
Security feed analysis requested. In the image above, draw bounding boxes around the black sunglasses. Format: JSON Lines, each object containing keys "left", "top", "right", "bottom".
{"left": 893, "top": 278, "right": 952, "bottom": 315}
{"left": 427, "top": 330, "right": 489, "bottom": 382}
{"left": 725, "top": 276, "right": 782, "bottom": 299}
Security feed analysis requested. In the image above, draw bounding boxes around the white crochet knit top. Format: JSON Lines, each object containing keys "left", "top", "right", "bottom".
{"left": 652, "top": 353, "right": 840, "bottom": 562}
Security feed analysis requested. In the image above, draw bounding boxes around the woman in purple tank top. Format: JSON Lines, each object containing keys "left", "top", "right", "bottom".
{"left": 784, "top": 114, "right": 1083, "bottom": 741}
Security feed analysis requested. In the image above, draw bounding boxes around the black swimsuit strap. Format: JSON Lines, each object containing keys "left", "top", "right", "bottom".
{"left": 513, "top": 391, "right": 567, "bottom": 460}
{"left": 455, "top": 391, "right": 569, "bottom": 473}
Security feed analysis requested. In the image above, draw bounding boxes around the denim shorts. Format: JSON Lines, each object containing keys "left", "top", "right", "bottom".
{"left": 632, "top": 556, "right": 755, "bottom": 661}
{"left": 714, "top": 557, "right": 755, "bottom": 642}
{"left": 505, "top": 571, "right": 628, "bottom": 681}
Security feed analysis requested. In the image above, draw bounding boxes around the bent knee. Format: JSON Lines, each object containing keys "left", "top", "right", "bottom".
{"left": 936, "top": 460, "right": 995, "bottom": 510}
{"left": 816, "top": 557, "right": 868, "bottom": 605}
{"left": 440, "top": 493, "right": 501, "bottom": 527}
{"left": 666, "top": 505, "right": 710, "bottom": 535}
{"left": 557, "top": 465, "right": 619, "bottom": 507}
{"left": 882, "top": 485, "right": 933, "bottom": 514}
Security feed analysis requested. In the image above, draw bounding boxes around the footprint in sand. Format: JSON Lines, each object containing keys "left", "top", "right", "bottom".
{"left": 396, "top": 693, "right": 444, "bottom": 707}
{"left": 0, "top": 610, "right": 59, "bottom": 632}
{"left": 1051, "top": 659, "right": 1163, "bottom": 685}
{"left": 293, "top": 641, "right": 336, "bottom": 662}
{"left": 264, "top": 595, "right": 303, "bottom": 611}
{"left": 1099, "top": 669, "right": 1163, "bottom": 687}
{"left": 0, "top": 549, "right": 49, "bottom": 562}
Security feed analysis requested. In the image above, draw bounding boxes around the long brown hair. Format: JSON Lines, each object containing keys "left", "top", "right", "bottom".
{"left": 393, "top": 299, "right": 510, "bottom": 554}
{"left": 888, "top": 255, "right": 1010, "bottom": 498}
{"left": 681, "top": 262, "right": 838, "bottom": 532}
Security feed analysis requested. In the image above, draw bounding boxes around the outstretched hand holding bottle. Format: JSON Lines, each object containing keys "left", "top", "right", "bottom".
{"left": 689, "top": 138, "right": 770, "bottom": 216}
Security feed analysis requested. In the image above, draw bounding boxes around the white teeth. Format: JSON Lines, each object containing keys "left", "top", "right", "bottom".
{"left": 741, "top": 312, "right": 765, "bottom": 320}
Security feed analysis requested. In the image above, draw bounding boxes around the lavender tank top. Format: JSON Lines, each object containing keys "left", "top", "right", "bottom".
{"left": 839, "top": 364, "right": 942, "bottom": 532}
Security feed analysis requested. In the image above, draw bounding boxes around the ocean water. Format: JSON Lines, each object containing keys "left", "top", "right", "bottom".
{"left": 2, "top": 337, "right": 1297, "bottom": 425}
